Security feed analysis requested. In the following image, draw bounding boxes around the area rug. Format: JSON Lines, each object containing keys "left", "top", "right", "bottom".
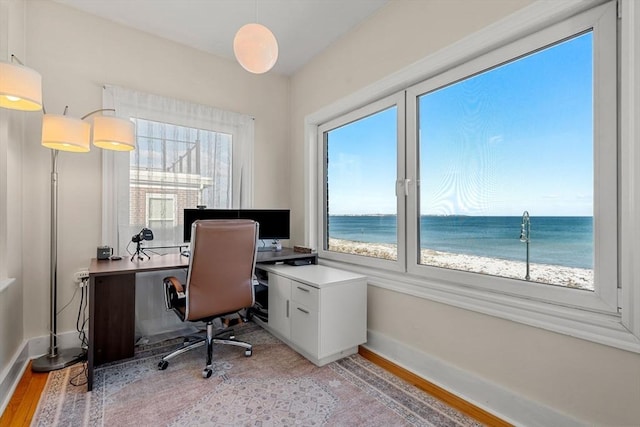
{"left": 31, "top": 323, "right": 481, "bottom": 426}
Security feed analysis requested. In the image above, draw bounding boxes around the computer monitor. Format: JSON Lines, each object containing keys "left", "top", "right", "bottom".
{"left": 238, "top": 209, "right": 291, "bottom": 241}
{"left": 183, "top": 208, "right": 290, "bottom": 242}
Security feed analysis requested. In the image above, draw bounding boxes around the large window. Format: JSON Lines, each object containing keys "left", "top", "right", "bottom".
{"left": 415, "top": 32, "right": 595, "bottom": 290}
{"left": 130, "top": 118, "right": 233, "bottom": 246}
{"left": 321, "top": 94, "right": 404, "bottom": 270}
{"left": 102, "top": 86, "right": 254, "bottom": 254}
{"left": 318, "top": 2, "right": 617, "bottom": 313}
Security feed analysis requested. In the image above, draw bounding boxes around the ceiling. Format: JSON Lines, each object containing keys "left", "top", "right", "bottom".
{"left": 52, "top": 0, "right": 390, "bottom": 75}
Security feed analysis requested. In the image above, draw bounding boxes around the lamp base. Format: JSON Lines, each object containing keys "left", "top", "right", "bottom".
{"left": 31, "top": 347, "right": 87, "bottom": 372}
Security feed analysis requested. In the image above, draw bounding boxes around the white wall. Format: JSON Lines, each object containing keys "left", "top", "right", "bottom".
{"left": 289, "top": 0, "right": 640, "bottom": 425}
{"left": 0, "top": 0, "right": 27, "bottom": 406}
{"left": 4, "top": 0, "right": 639, "bottom": 424}
{"left": 21, "top": 0, "right": 290, "bottom": 340}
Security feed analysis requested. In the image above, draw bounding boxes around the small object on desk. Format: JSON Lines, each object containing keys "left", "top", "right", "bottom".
{"left": 293, "top": 245, "right": 313, "bottom": 254}
{"left": 97, "top": 245, "right": 113, "bottom": 260}
{"left": 110, "top": 255, "right": 122, "bottom": 261}
{"left": 181, "top": 250, "right": 190, "bottom": 258}
{"left": 286, "top": 258, "right": 312, "bottom": 266}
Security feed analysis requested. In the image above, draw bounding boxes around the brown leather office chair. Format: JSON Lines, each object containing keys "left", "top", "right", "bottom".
{"left": 158, "top": 219, "right": 258, "bottom": 378}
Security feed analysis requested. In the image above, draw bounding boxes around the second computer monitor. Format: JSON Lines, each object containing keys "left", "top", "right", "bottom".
{"left": 183, "top": 208, "right": 290, "bottom": 242}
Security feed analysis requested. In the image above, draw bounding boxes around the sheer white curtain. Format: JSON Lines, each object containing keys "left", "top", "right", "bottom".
{"left": 101, "top": 85, "right": 254, "bottom": 340}
{"left": 102, "top": 85, "right": 254, "bottom": 254}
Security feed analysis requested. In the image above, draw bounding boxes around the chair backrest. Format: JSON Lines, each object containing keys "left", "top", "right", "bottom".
{"left": 185, "top": 219, "right": 258, "bottom": 321}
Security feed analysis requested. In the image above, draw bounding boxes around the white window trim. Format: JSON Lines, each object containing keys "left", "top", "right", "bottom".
{"left": 145, "top": 193, "right": 176, "bottom": 227}
{"left": 304, "top": 0, "right": 640, "bottom": 353}
{"left": 0, "top": 111, "right": 7, "bottom": 280}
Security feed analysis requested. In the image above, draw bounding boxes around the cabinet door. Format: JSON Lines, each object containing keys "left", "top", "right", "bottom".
{"left": 268, "top": 273, "right": 291, "bottom": 340}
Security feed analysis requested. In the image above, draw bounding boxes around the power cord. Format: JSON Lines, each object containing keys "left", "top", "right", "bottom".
{"left": 56, "top": 286, "right": 79, "bottom": 316}
{"left": 70, "top": 277, "right": 89, "bottom": 387}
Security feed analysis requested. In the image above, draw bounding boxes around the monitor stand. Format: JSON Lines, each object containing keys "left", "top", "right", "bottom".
{"left": 258, "top": 239, "right": 282, "bottom": 252}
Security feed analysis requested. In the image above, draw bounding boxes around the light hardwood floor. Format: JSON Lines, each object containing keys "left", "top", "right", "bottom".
{"left": 0, "top": 362, "right": 48, "bottom": 427}
{"left": 1, "top": 350, "right": 511, "bottom": 427}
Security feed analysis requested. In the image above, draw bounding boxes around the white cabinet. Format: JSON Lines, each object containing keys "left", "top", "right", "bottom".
{"left": 258, "top": 264, "right": 367, "bottom": 366}
{"left": 267, "top": 273, "right": 291, "bottom": 340}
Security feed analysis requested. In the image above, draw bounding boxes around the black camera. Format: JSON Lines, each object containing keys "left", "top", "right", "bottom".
{"left": 132, "top": 228, "right": 154, "bottom": 243}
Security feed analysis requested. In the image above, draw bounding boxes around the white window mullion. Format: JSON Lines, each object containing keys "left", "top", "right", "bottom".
{"left": 405, "top": 90, "right": 420, "bottom": 271}
{"left": 396, "top": 91, "right": 407, "bottom": 271}
{"left": 591, "top": 0, "right": 618, "bottom": 311}
{"left": 619, "top": 0, "right": 640, "bottom": 337}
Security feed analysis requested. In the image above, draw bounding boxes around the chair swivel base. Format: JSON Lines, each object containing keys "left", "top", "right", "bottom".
{"left": 32, "top": 347, "right": 87, "bottom": 372}
{"left": 158, "top": 334, "right": 252, "bottom": 378}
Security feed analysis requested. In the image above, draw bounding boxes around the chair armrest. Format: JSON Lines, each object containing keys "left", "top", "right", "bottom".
{"left": 163, "top": 276, "right": 186, "bottom": 310}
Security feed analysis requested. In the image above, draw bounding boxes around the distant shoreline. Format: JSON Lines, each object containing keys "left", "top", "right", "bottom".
{"left": 329, "top": 214, "right": 594, "bottom": 217}
{"left": 328, "top": 238, "right": 594, "bottom": 291}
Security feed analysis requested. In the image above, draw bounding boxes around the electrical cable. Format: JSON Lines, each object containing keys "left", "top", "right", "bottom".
{"left": 56, "top": 285, "right": 79, "bottom": 315}
{"left": 69, "top": 277, "right": 89, "bottom": 387}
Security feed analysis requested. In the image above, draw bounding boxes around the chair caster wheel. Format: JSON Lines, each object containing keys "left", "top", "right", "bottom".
{"left": 245, "top": 349, "right": 252, "bottom": 357}
{"left": 202, "top": 368, "right": 213, "bottom": 378}
{"left": 158, "top": 360, "right": 169, "bottom": 370}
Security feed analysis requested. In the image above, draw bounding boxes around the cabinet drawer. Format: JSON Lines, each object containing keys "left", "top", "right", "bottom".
{"left": 291, "top": 281, "right": 318, "bottom": 307}
{"left": 291, "top": 301, "right": 318, "bottom": 356}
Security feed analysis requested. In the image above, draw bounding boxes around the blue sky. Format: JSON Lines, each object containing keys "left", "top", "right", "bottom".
{"left": 327, "top": 32, "right": 593, "bottom": 217}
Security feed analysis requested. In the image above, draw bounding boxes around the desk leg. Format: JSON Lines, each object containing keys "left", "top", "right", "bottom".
{"left": 88, "top": 272, "right": 136, "bottom": 391}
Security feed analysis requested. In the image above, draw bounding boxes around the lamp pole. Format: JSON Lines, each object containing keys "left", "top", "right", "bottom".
{"left": 32, "top": 149, "right": 86, "bottom": 371}
{"left": 519, "top": 211, "right": 531, "bottom": 281}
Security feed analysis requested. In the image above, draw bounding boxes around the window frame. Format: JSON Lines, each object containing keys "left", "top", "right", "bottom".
{"left": 404, "top": 2, "right": 617, "bottom": 314}
{"left": 145, "top": 193, "right": 176, "bottom": 229}
{"left": 305, "top": 0, "right": 640, "bottom": 353}
{"left": 317, "top": 92, "right": 406, "bottom": 272}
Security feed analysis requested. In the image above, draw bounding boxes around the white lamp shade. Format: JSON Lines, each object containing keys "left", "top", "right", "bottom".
{"left": 93, "top": 116, "right": 135, "bottom": 151}
{"left": 233, "top": 23, "right": 278, "bottom": 74}
{"left": 0, "top": 60, "right": 43, "bottom": 111}
{"left": 42, "top": 114, "right": 91, "bottom": 152}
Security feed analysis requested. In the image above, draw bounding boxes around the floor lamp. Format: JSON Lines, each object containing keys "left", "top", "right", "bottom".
{"left": 30, "top": 109, "right": 135, "bottom": 372}
{"left": 1, "top": 55, "right": 135, "bottom": 371}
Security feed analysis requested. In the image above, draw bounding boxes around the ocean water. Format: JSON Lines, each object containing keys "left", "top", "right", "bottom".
{"left": 327, "top": 215, "right": 593, "bottom": 269}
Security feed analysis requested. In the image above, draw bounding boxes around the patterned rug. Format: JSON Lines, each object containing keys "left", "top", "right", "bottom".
{"left": 31, "top": 323, "right": 481, "bottom": 426}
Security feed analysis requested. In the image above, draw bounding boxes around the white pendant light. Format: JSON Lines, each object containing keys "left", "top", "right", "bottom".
{"left": 41, "top": 114, "right": 91, "bottom": 153}
{"left": 93, "top": 116, "right": 135, "bottom": 151}
{"left": 233, "top": 23, "right": 279, "bottom": 74}
{"left": 0, "top": 59, "right": 43, "bottom": 111}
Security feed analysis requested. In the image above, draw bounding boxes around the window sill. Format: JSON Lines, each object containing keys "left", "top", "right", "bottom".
{"left": 319, "top": 259, "right": 640, "bottom": 353}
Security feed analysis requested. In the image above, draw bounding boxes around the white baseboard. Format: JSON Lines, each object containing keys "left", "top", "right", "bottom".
{"left": 28, "top": 330, "right": 84, "bottom": 358}
{"left": 365, "top": 330, "right": 582, "bottom": 427}
{"left": 0, "top": 329, "right": 83, "bottom": 417}
{"left": 0, "top": 341, "right": 29, "bottom": 417}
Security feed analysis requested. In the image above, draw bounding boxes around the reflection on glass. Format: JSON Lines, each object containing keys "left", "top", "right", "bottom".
{"left": 418, "top": 32, "right": 594, "bottom": 290}
{"left": 128, "top": 118, "right": 233, "bottom": 246}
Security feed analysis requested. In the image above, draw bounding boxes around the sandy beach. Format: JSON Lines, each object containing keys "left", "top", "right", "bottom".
{"left": 328, "top": 238, "right": 594, "bottom": 291}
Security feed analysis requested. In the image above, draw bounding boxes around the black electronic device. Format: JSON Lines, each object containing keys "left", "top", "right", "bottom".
{"left": 286, "top": 258, "right": 313, "bottom": 266}
{"left": 183, "top": 209, "right": 290, "bottom": 242}
{"left": 131, "top": 227, "right": 154, "bottom": 261}
{"left": 132, "top": 228, "right": 154, "bottom": 243}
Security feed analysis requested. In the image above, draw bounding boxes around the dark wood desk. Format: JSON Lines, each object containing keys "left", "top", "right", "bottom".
{"left": 87, "top": 248, "right": 316, "bottom": 391}
{"left": 88, "top": 253, "right": 187, "bottom": 391}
